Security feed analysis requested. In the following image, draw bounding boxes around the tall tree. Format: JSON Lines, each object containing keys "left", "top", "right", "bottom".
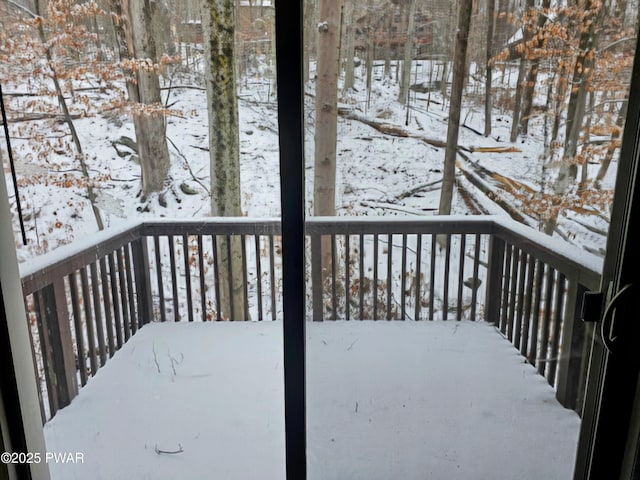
{"left": 562, "top": 0, "right": 607, "bottom": 167}
{"left": 545, "top": 0, "right": 607, "bottom": 234}
{"left": 116, "top": 0, "right": 171, "bottom": 198}
{"left": 510, "top": 51, "right": 526, "bottom": 142}
{"left": 342, "top": 0, "right": 357, "bottom": 92}
{"left": 314, "top": 0, "right": 342, "bottom": 271}
{"left": 519, "top": 0, "right": 551, "bottom": 135}
{"left": 595, "top": 99, "right": 627, "bottom": 188}
{"left": 397, "top": 0, "right": 417, "bottom": 105}
{"left": 32, "top": 0, "right": 105, "bottom": 230}
{"left": 383, "top": 8, "right": 393, "bottom": 78}
{"left": 484, "top": 0, "right": 495, "bottom": 136}
{"left": 202, "top": 0, "right": 246, "bottom": 319}
{"left": 365, "top": 0, "right": 375, "bottom": 111}
{"left": 438, "top": 0, "right": 473, "bottom": 215}
{"left": 510, "top": 0, "right": 540, "bottom": 142}
{"left": 304, "top": 0, "right": 317, "bottom": 83}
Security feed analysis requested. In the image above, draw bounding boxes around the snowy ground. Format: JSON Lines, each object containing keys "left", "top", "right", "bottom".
{"left": 44, "top": 320, "right": 580, "bottom": 480}
{"left": 3, "top": 59, "right": 618, "bottom": 263}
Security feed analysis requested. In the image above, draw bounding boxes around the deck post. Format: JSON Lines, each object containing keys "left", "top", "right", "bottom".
{"left": 42, "top": 279, "right": 79, "bottom": 409}
{"left": 132, "top": 237, "right": 154, "bottom": 326}
{"left": 484, "top": 234, "right": 506, "bottom": 325}
{"left": 555, "top": 281, "right": 587, "bottom": 411}
{"left": 311, "top": 234, "right": 323, "bottom": 321}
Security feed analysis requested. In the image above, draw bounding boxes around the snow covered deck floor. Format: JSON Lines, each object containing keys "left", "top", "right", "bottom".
{"left": 44, "top": 320, "right": 580, "bottom": 480}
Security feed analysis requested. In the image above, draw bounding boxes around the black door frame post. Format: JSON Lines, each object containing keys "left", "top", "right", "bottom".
{"left": 274, "top": 0, "right": 307, "bottom": 478}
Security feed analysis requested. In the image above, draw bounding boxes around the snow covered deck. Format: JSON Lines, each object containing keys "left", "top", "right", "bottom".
{"left": 44, "top": 320, "right": 580, "bottom": 480}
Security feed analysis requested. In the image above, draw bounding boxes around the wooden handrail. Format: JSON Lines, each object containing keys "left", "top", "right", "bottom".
{"left": 19, "top": 216, "right": 602, "bottom": 420}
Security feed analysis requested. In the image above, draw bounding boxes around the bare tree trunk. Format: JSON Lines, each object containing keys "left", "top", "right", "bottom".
{"left": 595, "top": 99, "right": 627, "bottom": 188}
{"left": 91, "top": 14, "right": 103, "bottom": 60}
{"left": 511, "top": 0, "right": 540, "bottom": 142}
{"left": 366, "top": 25, "right": 373, "bottom": 111}
{"left": 580, "top": 90, "right": 595, "bottom": 185}
{"left": 398, "top": 0, "right": 417, "bottom": 104}
{"left": 551, "top": 64, "right": 566, "bottom": 144}
{"left": 484, "top": 0, "right": 495, "bottom": 136}
{"left": 121, "top": 0, "right": 171, "bottom": 197}
{"left": 519, "top": 0, "right": 551, "bottom": 135}
{"left": 202, "top": 0, "right": 246, "bottom": 320}
{"left": 494, "top": 0, "right": 511, "bottom": 47}
{"left": 150, "top": 0, "right": 175, "bottom": 58}
{"left": 34, "top": 0, "right": 104, "bottom": 230}
{"left": 104, "top": 0, "right": 121, "bottom": 59}
{"left": 384, "top": 10, "right": 393, "bottom": 78}
{"left": 304, "top": 0, "right": 316, "bottom": 83}
{"left": 544, "top": 0, "right": 606, "bottom": 234}
{"left": 563, "top": 0, "right": 605, "bottom": 166}
{"left": 314, "top": 0, "right": 342, "bottom": 272}
{"left": 519, "top": 58, "right": 539, "bottom": 135}
{"left": 342, "top": 0, "right": 357, "bottom": 92}
{"left": 439, "top": 0, "right": 473, "bottom": 216}
{"left": 510, "top": 54, "right": 526, "bottom": 142}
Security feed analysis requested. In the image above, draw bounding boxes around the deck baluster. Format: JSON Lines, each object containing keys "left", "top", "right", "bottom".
{"left": 345, "top": 235, "right": 351, "bottom": 320}
{"left": 168, "top": 236, "right": 179, "bottom": 322}
{"left": 429, "top": 235, "right": 436, "bottom": 321}
{"left": 556, "top": 282, "right": 589, "bottom": 411}
{"left": 68, "top": 272, "right": 87, "bottom": 386}
{"left": 108, "top": 253, "right": 123, "bottom": 347}
{"left": 514, "top": 251, "right": 529, "bottom": 348}
{"left": 311, "top": 234, "right": 323, "bottom": 321}
{"left": 99, "top": 257, "right": 115, "bottom": 357}
{"left": 443, "top": 234, "right": 452, "bottom": 320}
{"left": 255, "top": 235, "right": 264, "bottom": 321}
{"left": 457, "top": 235, "right": 466, "bottom": 321}
{"left": 485, "top": 235, "right": 506, "bottom": 326}
{"left": 470, "top": 234, "right": 481, "bottom": 321}
{"left": 183, "top": 235, "right": 194, "bottom": 322}
{"left": 198, "top": 235, "right": 207, "bottom": 322}
{"left": 414, "top": 234, "right": 422, "bottom": 321}
{"left": 212, "top": 235, "right": 222, "bottom": 322}
{"left": 80, "top": 267, "right": 98, "bottom": 375}
{"left": 373, "top": 234, "right": 379, "bottom": 320}
{"left": 89, "top": 262, "right": 106, "bottom": 366}
{"left": 386, "top": 234, "right": 393, "bottom": 320}
{"left": 548, "top": 274, "right": 567, "bottom": 387}
{"left": 242, "top": 235, "right": 249, "bottom": 321}
{"left": 41, "top": 279, "right": 78, "bottom": 411}
{"left": 331, "top": 235, "right": 337, "bottom": 320}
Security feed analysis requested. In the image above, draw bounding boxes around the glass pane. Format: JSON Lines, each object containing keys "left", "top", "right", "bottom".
{"left": 304, "top": 0, "right": 637, "bottom": 478}
{"left": 1, "top": 0, "right": 284, "bottom": 477}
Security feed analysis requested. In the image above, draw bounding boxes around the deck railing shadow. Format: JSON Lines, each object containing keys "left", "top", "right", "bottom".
{"left": 19, "top": 216, "right": 601, "bottom": 422}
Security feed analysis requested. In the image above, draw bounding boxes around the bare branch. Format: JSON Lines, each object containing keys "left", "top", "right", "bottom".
{"left": 5, "top": 0, "right": 37, "bottom": 18}
{"left": 598, "top": 37, "right": 637, "bottom": 54}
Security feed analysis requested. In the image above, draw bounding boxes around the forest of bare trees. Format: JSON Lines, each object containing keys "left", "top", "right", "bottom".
{"left": 309, "top": 0, "right": 635, "bottom": 230}
{"left": 0, "top": 0, "right": 637, "bottom": 261}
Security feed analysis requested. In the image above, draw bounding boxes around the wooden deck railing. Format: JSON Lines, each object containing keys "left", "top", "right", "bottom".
{"left": 487, "top": 218, "right": 601, "bottom": 412}
{"left": 19, "top": 216, "right": 601, "bottom": 421}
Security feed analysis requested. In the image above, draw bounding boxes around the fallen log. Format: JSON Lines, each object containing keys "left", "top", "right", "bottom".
{"left": 470, "top": 146, "right": 522, "bottom": 153}
{"left": 359, "top": 200, "right": 437, "bottom": 215}
{"left": 455, "top": 177, "right": 489, "bottom": 215}
{"left": 394, "top": 179, "right": 442, "bottom": 201}
{"left": 343, "top": 114, "right": 409, "bottom": 137}
{"left": 342, "top": 112, "right": 471, "bottom": 152}
{"left": 455, "top": 158, "right": 528, "bottom": 224}
{"left": 342, "top": 112, "right": 523, "bottom": 156}
{"left": 3, "top": 112, "right": 84, "bottom": 124}
{"left": 490, "top": 171, "right": 536, "bottom": 194}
